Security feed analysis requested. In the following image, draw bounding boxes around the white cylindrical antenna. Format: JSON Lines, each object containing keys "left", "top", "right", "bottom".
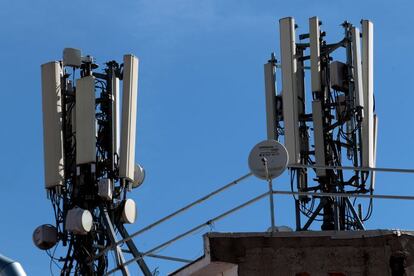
{"left": 351, "top": 27, "right": 364, "bottom": 110}
{"left": 41, "top": 61, "right": 65, "bottom": 188}
{"left": 119, "top": 54, "right": 139, "bottom": 181}
{"left": 65, "top": 207, "right": 93, "bottom": 235}
{"left": 121, "top": 198, "right": 137, "bottom": 224}
{"left": 264, "top": 57, "right": 277, "bottom": 140}
{"left": 361, "top": 20, "right": 374, "bottom": 168}
{"left": 75, "top": 76, "right": 96, "bottom": 164}
{"left": 309, "top": 16, "right": 322, "bottom": 93}
{"left": 279, "top": 17, "right": 300, "bottom": 165}
{"left": 112, "top": 74, "right": 120, "bottom": 156}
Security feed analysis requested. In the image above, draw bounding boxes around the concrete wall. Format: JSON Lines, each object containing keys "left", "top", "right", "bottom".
{"left": 171, "top": 230, "right": 414, "bottom": 276}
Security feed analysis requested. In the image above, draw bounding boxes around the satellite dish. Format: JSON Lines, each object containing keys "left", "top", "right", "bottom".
{"left": 121, "top": 199, "right": 137, "bottom": 224}
{"left": 32, "top": 224, "right": 58, "bottom": 250}
{"left": 132, "top": 164, "right": 145, "bottom": 189}
{"left": 248, "top": 140, "right": 289, "bottom": 180}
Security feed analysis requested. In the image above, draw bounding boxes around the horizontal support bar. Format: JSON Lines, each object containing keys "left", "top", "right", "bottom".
{"left": 273, "top": 190, "right": 414, "bottom": 201}
{"left": 288, "top": 164, "right": 414, "bottom": 174}
{"left": 146, "top": 254, "right": 193, "bottom": 264}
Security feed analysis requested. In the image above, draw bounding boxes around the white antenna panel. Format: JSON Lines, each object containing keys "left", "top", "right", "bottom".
{"left": 361, "top": 20, "right": 374, "bottom": 168}
{"left": 76, "top": 76, "right": 96, "bottom": 164}
{"left": 309, "top": 16, "right": 322, "bottom": 92}
{"left": 352, "top": 27, "right": 364, "bottom": 110}
{"left": 112, "top": 75, "right": 120, "bottom": 156}
{"left": 63, "top": 48, "right": 82, "bottom": 68}
{"left": 119, "top": 54, "right": 139, "bottom": 181}
{"left": 264, "top": 61, "right": 277, "bottom": 140}
{"left": 370, "top": 114, "right": 378, "bottom": 190}
{"left": 312, "top": 100, "right": 326, "bottom": 177}
{"left": 41, "top": 61, "right": 65, "bottom": 188}
{"left": 279, "top": 17, "right": 301, "bottom": 165}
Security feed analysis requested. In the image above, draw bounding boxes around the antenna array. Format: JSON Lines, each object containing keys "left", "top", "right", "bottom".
{"left": 264, "top": 17, "right": 377, "bottom": 230}
{"left": 33, "top": 48, "right": 151, "bottom": 275}
{"left": 32, "top": 17, "right": 378, "bottom": 274}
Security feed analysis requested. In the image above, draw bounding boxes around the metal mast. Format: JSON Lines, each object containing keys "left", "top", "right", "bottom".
{"left": 34, "top": 48, "right": 152, "bottom": 275}
{"left": 264, "top": 17, "right": 377, "bottom": 230}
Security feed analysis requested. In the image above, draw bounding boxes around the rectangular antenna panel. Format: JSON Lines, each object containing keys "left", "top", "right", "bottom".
{"left": 279, "top": 17, "right": 301, "bottom": 165}
{"left": 361, "top": 20, "right": 374, "bottom": 168}
{"left": 264, "top": 61, "right": 277, "bottom": 140}
{"left": 295, "top": 46, "right": 307, "bottom": 153}
{"left": 76, "top": 76, "right": 96, "bottom": 164}
{"left": 119, "top": 54, "right": 139, "bottom": 181}
{"left": 330, "top": 61, "right": 348, "bottom": 92}
{"left": 112, "top": 75, "right": 120, "bottom": 155}
{"left": 309, "top": 16, "right": 321, "bottom": 92}
{"left": 63, "top": 48, "right": 82, "bottom": 68}
{"left": 312, "top": 100, "right": 326, "bottom": 177}
{"left": 352, "top": 27, "right": 364, "bottom": 110}
{"left": 71, "top": 91, "right": 76, "bottom": 136}
{"left": 41, "top": 61, "right": 65, "bottom": 188}
{"left": 370, "top": 114, "right": 378, "bottom": 190}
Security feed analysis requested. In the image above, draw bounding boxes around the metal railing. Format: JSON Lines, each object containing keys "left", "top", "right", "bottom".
{"left": 105, "top": 165, "right": 414, "bottom": 275}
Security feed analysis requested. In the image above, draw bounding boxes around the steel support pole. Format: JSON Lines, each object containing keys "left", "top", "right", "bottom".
{"left": 263, "top": 158, "right": 275, "bottom": 231}
{"left": 302, "top": 199, "right": 325, "bottom": 231}
{"left": 345, "top": 197, "right": 365, "bottom": 230}
{"left": 118, "top": 224, "right": 152, "bottom": 276}
{"left": 268, "top": 178, "right": 276, "bottom": 232}
{"left": 101, "top": 208, "right": 130, "bottom": 276}
{"left": 295, "top": 199, "right": 301, "bottom": 231}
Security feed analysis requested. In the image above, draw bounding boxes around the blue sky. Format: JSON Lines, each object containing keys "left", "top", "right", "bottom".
{"left": 1, "top": 0, "right": 414, "bottom": 275}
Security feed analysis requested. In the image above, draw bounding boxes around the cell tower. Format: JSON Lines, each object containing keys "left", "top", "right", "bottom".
{"left": 264, "top": 17, "right": 378, "bottom": 230}
{"left": 33, "top": 48, "right": 152, "bottom": 275}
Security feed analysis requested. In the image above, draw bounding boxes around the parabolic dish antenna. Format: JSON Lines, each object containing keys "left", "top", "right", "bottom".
{"left": 248, "top": 140, "right": 289, "bottom": 180}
